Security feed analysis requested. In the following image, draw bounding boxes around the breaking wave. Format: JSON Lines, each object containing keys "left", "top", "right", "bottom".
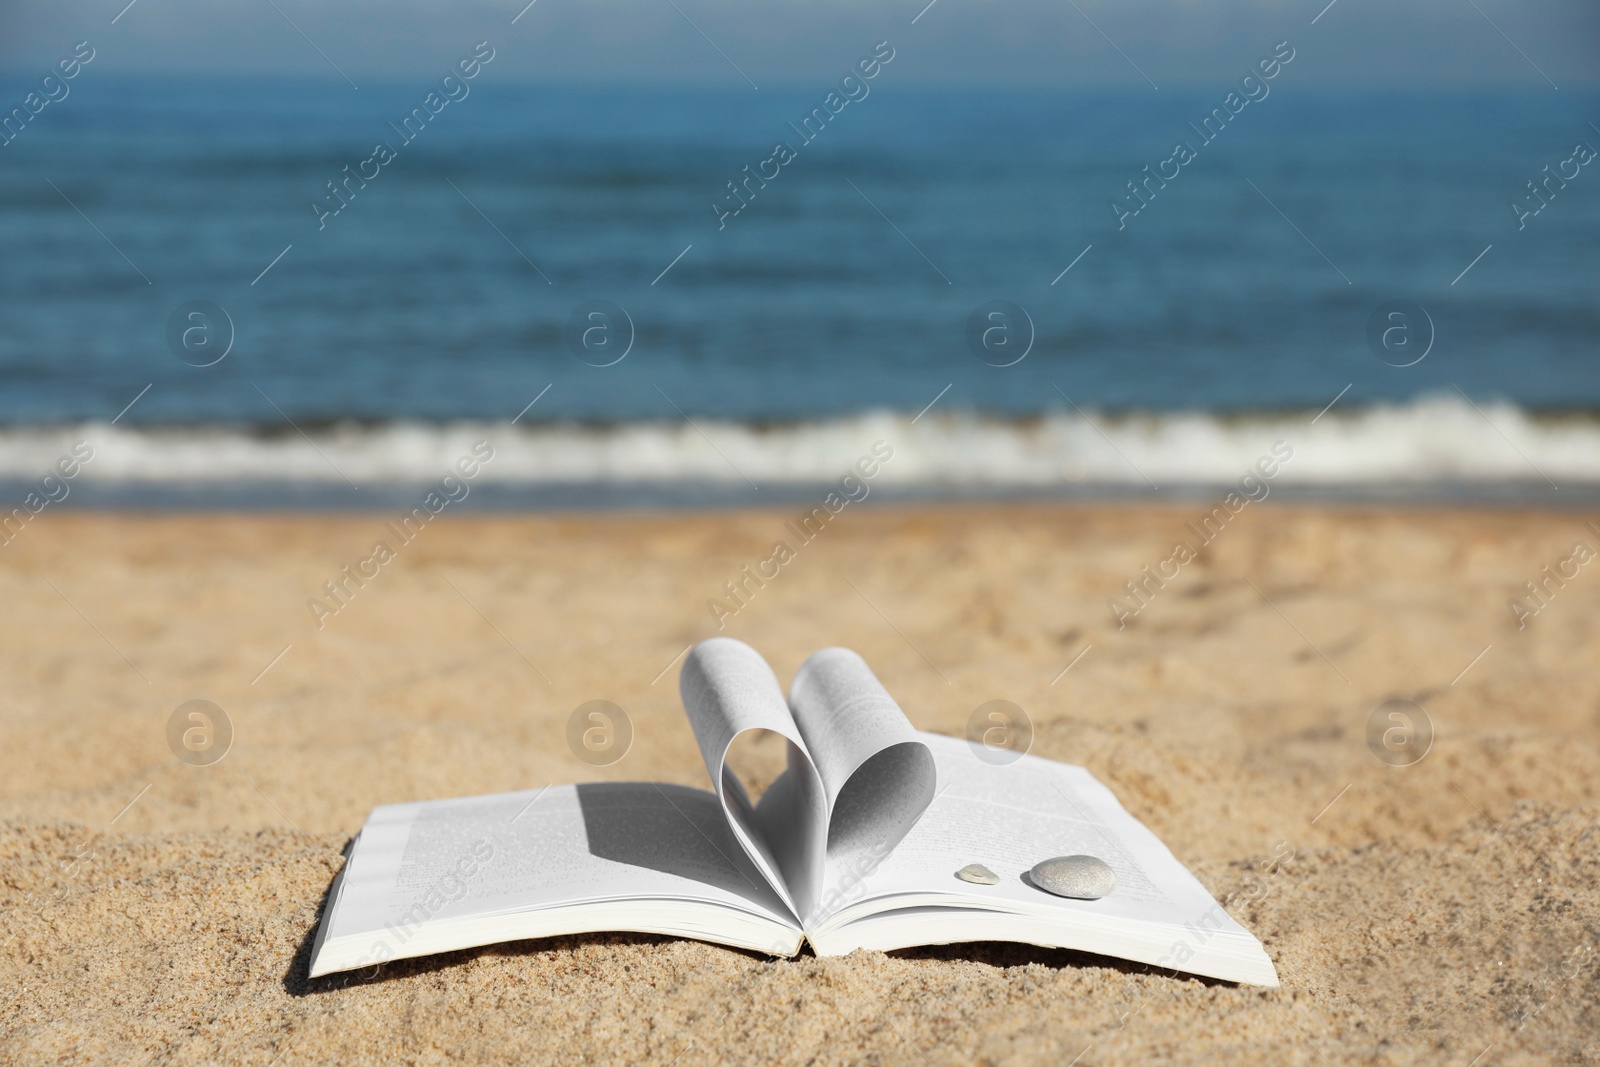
{"left": 0, "top": 395, "right": 1592, "bottom": 489}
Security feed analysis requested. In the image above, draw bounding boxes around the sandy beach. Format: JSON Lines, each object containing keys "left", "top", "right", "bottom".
{"left": 3, "top": 502, "right": 1597, "bottom": 1065}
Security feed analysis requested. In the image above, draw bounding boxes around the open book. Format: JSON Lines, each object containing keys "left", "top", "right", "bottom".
{"left": 308, "top": 639, "right": 1278, "bottom": 986}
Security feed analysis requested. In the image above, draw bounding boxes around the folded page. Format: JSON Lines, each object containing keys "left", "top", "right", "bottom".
{"left": 679, "top": 637, "right": 826, "bottom": 920}
{"left": 788, "top": 647, "right": 936, "bottom": 914}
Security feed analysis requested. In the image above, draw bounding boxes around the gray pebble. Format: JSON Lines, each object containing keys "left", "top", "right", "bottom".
{"left": 955, "top": 863, "right": 999, "bottom": 885}
{"left": 1029, "top": 855, "right": 1116, "bottom": 899}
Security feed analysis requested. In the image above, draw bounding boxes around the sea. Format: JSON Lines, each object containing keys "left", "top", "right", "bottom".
{"left": 2, "top": 75, "right": 1598, "bottom": 507}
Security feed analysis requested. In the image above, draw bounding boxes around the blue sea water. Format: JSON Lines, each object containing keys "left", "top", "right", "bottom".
{"left": 0, "top": 74, "right": 1597, "bottom": 493}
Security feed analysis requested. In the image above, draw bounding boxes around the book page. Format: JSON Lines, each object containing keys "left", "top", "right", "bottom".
{"left": 787, "top": 648, "right": 936, "bottom": 909}
{"left": 827, "top": 733, "right": 1250, "bottom": 935}
{"left": 679, "top": 638, "right": 826, "bottom": 920}
{"left": 309, "top": 781, "right": 799, "bottom": 975}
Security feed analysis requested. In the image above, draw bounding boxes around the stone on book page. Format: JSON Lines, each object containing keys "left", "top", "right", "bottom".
{"left": 955, "top": 863, "right": 999, "bottom": 885}
{"left": 1029, "top": 855, "right": 1116, "bottom": 900}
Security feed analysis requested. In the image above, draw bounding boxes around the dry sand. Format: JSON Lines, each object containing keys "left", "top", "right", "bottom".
{"left": 2, "top": 503, "right": 1598, "bottom": 1065}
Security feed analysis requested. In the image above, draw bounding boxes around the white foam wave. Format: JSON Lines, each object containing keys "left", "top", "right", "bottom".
{"left": 0, "top": 396, "right": 1592, "bottom": 487}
